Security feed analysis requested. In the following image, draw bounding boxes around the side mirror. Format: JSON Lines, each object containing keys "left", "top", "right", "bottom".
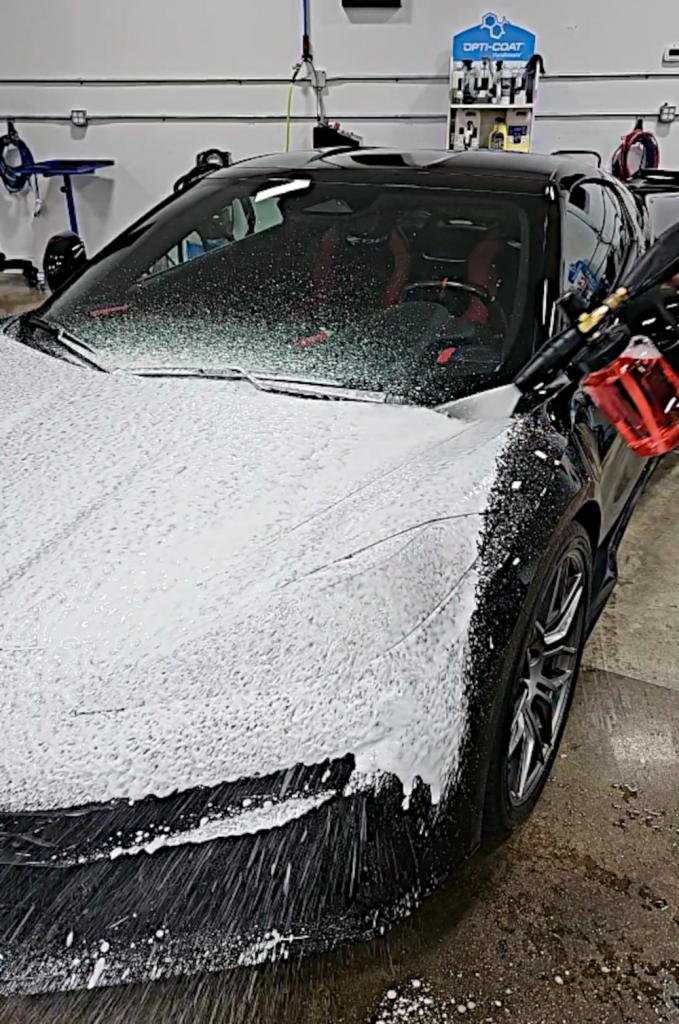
{"left": 557, "top": 287, "right": 589, "bottom": 324}
{"left": 43, "top": 231, "right": 87, "bottom": 293}
{"left": 463, "top": 220, "right": 679, "bottom": 425}
{"left": 515, "top": 223, "right": 679, "bottom": 396}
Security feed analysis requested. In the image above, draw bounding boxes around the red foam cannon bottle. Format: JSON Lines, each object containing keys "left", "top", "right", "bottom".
{"left": 584, "top": 338, "right": 679, "bottom": 458}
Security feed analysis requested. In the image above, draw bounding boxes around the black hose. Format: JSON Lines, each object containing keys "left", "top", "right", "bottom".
{"left": 514, "top": 326, "right": 585, "bottom": 393}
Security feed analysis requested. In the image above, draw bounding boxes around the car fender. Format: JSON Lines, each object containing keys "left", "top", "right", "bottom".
{"left": 446, "top": 404, "right": 601, "bottom": 852}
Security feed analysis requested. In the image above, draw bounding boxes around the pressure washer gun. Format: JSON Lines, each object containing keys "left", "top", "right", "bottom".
{"left": 450, "top": 220, "right": 679, "bottom": 457}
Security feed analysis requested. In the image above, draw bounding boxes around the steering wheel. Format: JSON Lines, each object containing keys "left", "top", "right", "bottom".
{"left": 402, "top": 279, "right": 508, "bottom": 335}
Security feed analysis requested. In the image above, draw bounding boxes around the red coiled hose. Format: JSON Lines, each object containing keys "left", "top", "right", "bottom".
{"left": 611, "top": 127, "right": 660, "bottom": 182}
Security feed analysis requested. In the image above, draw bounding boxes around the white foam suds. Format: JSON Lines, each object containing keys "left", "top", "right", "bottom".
{"left": 1, "top": 335, "right": 511, "bottom": 813}
{"left": 108, "top": 793, "right": 334, "bottom": 858}
{"left": 86, "top": 957, "right": 106, "bottom": 990}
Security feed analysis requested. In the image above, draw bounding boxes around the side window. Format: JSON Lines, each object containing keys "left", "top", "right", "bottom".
{"left": 606, "top": 188, "right": 633, "bottom": 268}
{"left": 142, "top": 196, "right": 283, "bottom": 280}
{"left": 562, "top": 183, "right": 629, "bottom": 304}
{"left": 617, "top": 184, "right": 648, "bottom": 249}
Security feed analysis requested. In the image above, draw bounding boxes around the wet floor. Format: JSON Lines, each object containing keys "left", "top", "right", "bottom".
{"left": 2, "top": 279, "right": 678, "bottom": 1024}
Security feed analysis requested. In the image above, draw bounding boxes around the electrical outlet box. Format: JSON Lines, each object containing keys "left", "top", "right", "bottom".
{"left": 70, "top": 109, "right": 88, "bottom": 127}
{"left": 663, "top": 46, "right": 679, "bottom": 64}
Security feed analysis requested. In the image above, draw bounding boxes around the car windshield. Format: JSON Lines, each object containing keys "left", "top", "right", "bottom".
{"left": 40, "top": 171, "right": 549, "bottom": 405}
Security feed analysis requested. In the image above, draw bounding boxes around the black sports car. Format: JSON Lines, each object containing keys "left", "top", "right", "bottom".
{"left": 0, "top": 149, "right": 658, "bottom": 994}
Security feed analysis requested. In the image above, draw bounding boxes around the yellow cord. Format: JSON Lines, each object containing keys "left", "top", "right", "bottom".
{"left": 285, "top": 63, "right": 304, "bottom": 152}
{"left": 285, "top": 79, "right": 295, "bottom": 152}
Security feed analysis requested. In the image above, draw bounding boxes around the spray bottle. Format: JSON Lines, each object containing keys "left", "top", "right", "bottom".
{"left": 489, "top": 61, "right": 502, "bottom": 103}
{"left": 452, "top": 62, "right": 465, "bottom": 105}
{"left": 511, "top": 66, "right": 524, "bottom": 105}
{"left": 474, "top": 58, "right": 493, "bottom": 102}
{"left": 524, "top": 54, "right": 545, "bottom": 105}
{"left": 462, "top": 60, "right": 475, "bottom": 104}
{"left": 496, "top": 62, "right": 512, "bottom": 105}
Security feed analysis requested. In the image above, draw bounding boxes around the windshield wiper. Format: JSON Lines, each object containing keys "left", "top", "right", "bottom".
{"left": 118, "top": 365, "right": 263, "bottom": 388}
{"left": 121, "top": 366, "right": 388, "bottom": 403}
{"left": 23, "top": 315, "right": 109, "bottom": 372}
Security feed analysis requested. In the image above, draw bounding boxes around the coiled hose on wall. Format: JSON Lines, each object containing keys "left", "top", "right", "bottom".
{"left": 0, "top": 122, "right": 41, "bottom": 215}
{"left": 611, "top": 127, "right": 660, "bottom": 182}
{"left": 0, "top": 124, "right": 35, "bottom": 193}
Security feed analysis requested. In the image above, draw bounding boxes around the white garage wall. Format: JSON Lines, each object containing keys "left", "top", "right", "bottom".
{"left": 1, "top": 0, "right": 679, "bottom": 261}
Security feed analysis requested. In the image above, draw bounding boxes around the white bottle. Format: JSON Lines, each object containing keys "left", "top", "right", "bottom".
{"left": 462, "top": 61, "right": 476, "bottom": 103}
{"left": 462, "top": 109, "right": 481, "bottom": 148}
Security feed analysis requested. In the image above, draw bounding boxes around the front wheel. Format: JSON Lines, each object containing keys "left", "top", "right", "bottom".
{"left": 483, "top": 521, "right": 592, "bottom": 834}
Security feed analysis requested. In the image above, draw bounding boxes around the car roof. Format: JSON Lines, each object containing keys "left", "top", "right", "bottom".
{"left": 219, "top": 148, "right": 609, "bottom": 196}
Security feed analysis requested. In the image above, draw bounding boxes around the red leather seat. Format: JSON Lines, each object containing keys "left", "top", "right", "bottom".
{"left": 383, "top": 227, "right": 411, "bottom": 308}
{"left": 459, "top": 228, "right": 505, "bottom": 326}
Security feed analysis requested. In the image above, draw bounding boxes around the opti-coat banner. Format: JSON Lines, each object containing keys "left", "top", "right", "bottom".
{"left": 453, "top": 13, "right": 536, "bottom": 62}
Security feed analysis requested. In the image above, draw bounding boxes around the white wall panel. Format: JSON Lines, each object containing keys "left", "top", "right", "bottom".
{"left": 1, "top": 0, "right": 678, "bottom": 260}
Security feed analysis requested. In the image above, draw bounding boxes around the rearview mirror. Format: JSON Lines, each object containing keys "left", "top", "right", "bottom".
{"left": 556, "top": 220, "right": 679, "bottom": 351}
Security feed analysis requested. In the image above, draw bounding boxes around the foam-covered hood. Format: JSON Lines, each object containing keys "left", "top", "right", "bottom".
{"left": 0, "top": 337, "right": 509, "bottom": 812}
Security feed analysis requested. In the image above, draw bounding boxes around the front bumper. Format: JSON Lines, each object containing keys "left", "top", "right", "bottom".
{"left": 0, "top": 765, "right": 473, "bottom": 995}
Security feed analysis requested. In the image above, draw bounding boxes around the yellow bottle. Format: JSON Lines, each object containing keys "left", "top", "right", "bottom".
{"left": 507, "top": 109, "right": 531, "bottom": 152}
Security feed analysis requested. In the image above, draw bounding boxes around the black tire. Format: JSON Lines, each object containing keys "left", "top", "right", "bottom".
{"left": 482, "top": 521, "right": 593, "bottom": 835}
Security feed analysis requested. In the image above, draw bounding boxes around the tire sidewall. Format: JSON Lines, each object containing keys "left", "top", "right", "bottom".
{"left": 483, "top": 520, "right": 593, "bottom": 834}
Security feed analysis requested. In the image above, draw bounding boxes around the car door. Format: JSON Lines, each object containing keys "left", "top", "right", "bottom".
{"left": 561, "top": 178, "right": 648, "bottom": 540}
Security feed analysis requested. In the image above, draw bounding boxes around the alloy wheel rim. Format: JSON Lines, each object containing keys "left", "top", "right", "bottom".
{"left": 507, "top": 547, "right": 587, "bottom": 808}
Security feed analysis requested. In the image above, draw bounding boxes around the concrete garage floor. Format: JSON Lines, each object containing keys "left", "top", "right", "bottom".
{"left": 1, "top": 277, "right": 678, "bottom": 1024}
{"left": 0, "top": 275, "right": 45, "bottom": 316}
